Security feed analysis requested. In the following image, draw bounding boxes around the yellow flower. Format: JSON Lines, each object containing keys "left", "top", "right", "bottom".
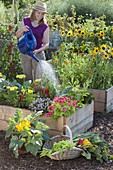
{"left": 93, "top": 47, "right": 99, "bottom": 55}
{"left": 16, "top": 120, "right": 31, "bottom": 132}
{"left": 13, "top": 86, "right": 18, "bottom": 90}
{"left": 0, "top": 72, "right": 3, "bottom": 78}
{"left": 6, "top": 86, "right": 11, "bottom": 89}
{"left": 102, "top": 54, "right": 109, "bottom": 59}
{"left": 9, "top": 86, "right": 18, "bottom": 91}
{"left": 77, "top": 29, "right": 81, "bottom": 36}
{"left": 35, "top": 79, "right": 41, "bottom": 83}
{"left": 16, "top": 74, "right": 26, "bottom": 79}
{"left": 100, "top": 31, "right": 104, "bottom": 36}
{"left": 82, "top": 139, "right": 92, "bottom": 146}
{"left": 110, "top": 28, "right": 113, "bottom": 32}
{"left": 110, "top": 48, "right": 113, "bottom": 55}
{"left": 21, "top": 88, "right": 26, "bottom": 93}
{"left": 85, "top": 28, "right": 88, "bottom": 33}
{"left": 81, "top": 30, "right": 85, "bottom": 36}
{"left": 28, "top": 89, "right": 33, "bottom": 93}
{"left": 22, "top": 120, "right": 31, "bottom": 128}
{"left": 97, "top": 33, "right": 101, "bottom": 38}
{"left": 61, "top": 31, "right": 65, "bottom": 36}
{"left": 67, "top": 30, "right": 73, "bottom": 36}
{"left": 73, "top": 29, "right": 78, "bottom": 36}
{"left": 100, "top": 44, "right": 107, "bottom": 52}
{"left": 90, "top": 32, "right": 94, "bottom": 36}
{"left": 16, "top": 123, "right": 24, "bottom": 132}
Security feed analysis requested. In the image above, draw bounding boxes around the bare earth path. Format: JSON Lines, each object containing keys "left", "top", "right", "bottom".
{"left": 0, "top": 112, "right": 113, "bottom": 170}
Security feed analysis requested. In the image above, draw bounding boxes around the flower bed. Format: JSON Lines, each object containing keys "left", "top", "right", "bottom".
{"left": 0, "top": 100, "right": 94, "bottom": 136}
{"left": 88, "top": 87, "right": 113, "bottom": 113}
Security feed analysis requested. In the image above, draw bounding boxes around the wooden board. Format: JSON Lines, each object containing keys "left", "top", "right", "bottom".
{"left": 88, "top": 87, "right": 113, "bottom": 113}
{"left": 0, "top": 101, "right": 94, "bottom": 137}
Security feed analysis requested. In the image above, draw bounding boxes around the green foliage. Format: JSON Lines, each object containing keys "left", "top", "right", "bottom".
{"left": 0, "top": 23, "right": 23, "bottom": 80}
{"left": 34, "top": 77, "right": 59, "bottom": 100}
{"left": 40, "top": 140, "right": 75, "bottom": 158}
{"left": 41, "top": 131, "right": 113, "bottom": 163}
{"left": 47, "top": 0, "right": 113, "bottom": 25}
{"left": 46, "top": 95, "right": 78, "bottom": 119}
{"left": 51, "top": 17, "right": 113, "bottom": 90}
{"left": 61, "top": 86, "right": 94, "bottom": 106}
{"left": 0, "top": 74, "right": 36, "bottom": 108}
{"left": 0, "top": 1, "right": 6, "bottom": 23}
{"left": 73, "top": 132, "right": 113, "bottom": 163}
{"left": 5, "top": 109, "right": 50, "bottom": 158}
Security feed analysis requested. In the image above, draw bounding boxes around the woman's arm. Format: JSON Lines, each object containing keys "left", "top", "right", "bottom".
{"left": 34, "top": 27, "right": 49, "bottom": 54}
{"left": 16, "top": 21, "right": 29, "bottom": 38}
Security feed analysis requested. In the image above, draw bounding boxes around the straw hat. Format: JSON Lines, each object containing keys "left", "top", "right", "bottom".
{"left": 32, "top": 1, "right": 48, "bottom": 14}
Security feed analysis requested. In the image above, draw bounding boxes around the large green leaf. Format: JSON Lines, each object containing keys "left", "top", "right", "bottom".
{"left": 25, "top": 143, "right": 42, "bottom": 156}
{"left": 82, "top": 151, "right": 91, "bottom": 159}
{"left": 14, "top": 109, "right": 23, "bottom": 122}
{"left": 5, "top": 125, "right": 14, "bottom": 138}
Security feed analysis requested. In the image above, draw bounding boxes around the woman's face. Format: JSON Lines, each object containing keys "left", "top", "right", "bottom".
{"left": 35, "top": 10, "right": 44, "bottom": 21}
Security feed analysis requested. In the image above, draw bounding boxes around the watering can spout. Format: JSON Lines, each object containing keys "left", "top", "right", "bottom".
{"left": 17, "top": 28, "right": 39, "bottom": 62}
{"left": 29, "top": 51, "right": 40, "bottom": 62}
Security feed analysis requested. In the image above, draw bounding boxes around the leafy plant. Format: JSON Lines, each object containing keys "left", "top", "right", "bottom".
{"left": 73, "top": 132, "right": 113, "bottom": 163}
{"left": 40, "top": 140, "right": 75, "bottom": 158}
{"left": 41, "top": 131, "right": 113, "bottom": 163}
{"left": 5, "top": 109, "right": 50, "bottom": 158}
{"left": 46, "top": 95, "right": 78, "bottom": 119}
{"left": 34, "top": 77, "right": 59, "bottom": 100}
{"left": 0, "top": 74, "right": 36, "bottom": 108}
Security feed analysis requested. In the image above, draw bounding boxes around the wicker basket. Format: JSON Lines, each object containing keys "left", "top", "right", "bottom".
{"left": 43, "top": 125, "right": 83, "bottom": 160}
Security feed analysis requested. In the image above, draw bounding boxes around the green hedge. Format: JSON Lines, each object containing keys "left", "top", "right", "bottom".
{"left": 47, "top": 0, "right": 113, "bottom": 25}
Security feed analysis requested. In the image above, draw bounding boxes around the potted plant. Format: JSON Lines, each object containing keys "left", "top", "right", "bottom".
{"left": 5, "top": 109, "right": 50, "bottom": 158}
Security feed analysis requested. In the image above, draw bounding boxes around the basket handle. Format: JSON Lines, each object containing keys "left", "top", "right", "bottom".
{"left": 62, "top": 125, "right": 73, "bottom": 145}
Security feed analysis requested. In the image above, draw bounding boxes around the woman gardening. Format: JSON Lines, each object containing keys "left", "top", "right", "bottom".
{"left": 16, "top": 1, "right": 49, "bottom": 81}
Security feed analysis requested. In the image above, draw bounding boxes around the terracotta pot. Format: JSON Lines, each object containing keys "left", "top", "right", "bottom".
{"left": 18, "top": 145, "right": 27, "bottom": 155}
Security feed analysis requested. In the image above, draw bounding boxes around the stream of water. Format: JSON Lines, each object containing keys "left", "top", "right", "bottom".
{"left": 36, "top": 60, "right": 58, "bottom": 88}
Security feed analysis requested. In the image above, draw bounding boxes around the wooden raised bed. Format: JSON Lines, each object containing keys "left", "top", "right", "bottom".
{"left": 88, "top": 87, "right": 113, "bottom": 113}
{"left": 0, "top": 101, "right": 94, "bottom": 136}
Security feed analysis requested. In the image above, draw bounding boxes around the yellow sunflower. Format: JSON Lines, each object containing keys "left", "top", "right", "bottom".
{"left": 61, "top": 30, "right": 65, "bottom": 36}
{"left": 110, "top": 48, "right": 113, "bottom": 55}
{"left": 93, "top": 47, "right": 99, "bottom": 55}
{"left": 100, "top": 44, "right": 107, "bottom": 52}
{"left": 100, "top": 31, "right": 104, "bottom": 36}
{"left": 102, "top": 53, "right": 109, "bottom": 59}
{"left": 67, "top": 30, "right": 73, "bottom": 36}
{"left": 90, "top": 32, "right": 94, "bottom": 36}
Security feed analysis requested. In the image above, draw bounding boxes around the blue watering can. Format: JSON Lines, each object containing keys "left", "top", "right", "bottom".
{"left": 17, "top": 28, "right": 39, "bottom": 62}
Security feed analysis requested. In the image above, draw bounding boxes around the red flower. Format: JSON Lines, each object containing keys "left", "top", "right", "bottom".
{"left": 78, "top": 138, "right": 84, "bottom": 145}
{"left": 61, "top": 107, "right": 68, "bottom": 112}
{"left": 7, "top": 43, "right": 14, "bottom": 54}
{"left": 34, "top": 84, "right": 38, "bottom": 93}
{"left": 19, "top": 93, "right": 26, "bottom": 100}
{"left": 46, "top": 112, "right": 53, "bottom": 117}
{"left": 45, "top": 89, "right": 50, "bottom": 97}
{"left": 48, "top": 105, "right": 56, "bottom": 111}
{"left": 89, "top": 71, "right": 93, "bottom": 75}
{"left": 72, "top": 100, "right": 77, "bottom": 107}
{"left": 8, "top": 25, "right": 13, "bottom": 31}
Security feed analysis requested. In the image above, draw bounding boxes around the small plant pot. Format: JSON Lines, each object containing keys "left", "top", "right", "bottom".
{"left": 18, "top": 145, "right": 27, "bottom": 155}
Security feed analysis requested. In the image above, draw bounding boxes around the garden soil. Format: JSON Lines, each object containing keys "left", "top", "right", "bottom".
{"left": 0, "top": 112, "right": 113, "bottom": 170}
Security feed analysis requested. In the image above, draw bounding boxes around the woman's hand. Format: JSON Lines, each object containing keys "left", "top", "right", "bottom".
{"left": 33, "top": 50, "right": 40, "bottom": 55}
{"left": 22, "top": 25, "right": 29, "bottom": 32}
{"left": 16, "top": 25, "right": 29, "bottom": 38}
